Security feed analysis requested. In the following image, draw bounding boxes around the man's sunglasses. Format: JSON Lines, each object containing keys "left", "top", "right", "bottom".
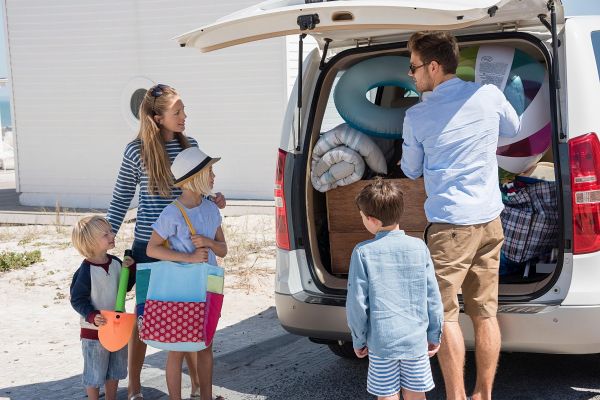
{"left": 409, "top": 62, "right": 430, "bottom": 74}
{"left": 150, "top": 84, "right": 169, "bottom": 112}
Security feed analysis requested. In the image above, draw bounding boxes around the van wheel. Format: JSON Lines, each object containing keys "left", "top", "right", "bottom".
{"left": 327, "top": 341, "right": 359, "bottom": 359}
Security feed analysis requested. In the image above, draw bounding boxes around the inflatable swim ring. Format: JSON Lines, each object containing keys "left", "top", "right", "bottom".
{"left": 333, "top": 56, "right": 417, "bottom": 139}
{"left": 332, "top": 47, "right": 550, "bottom": 174}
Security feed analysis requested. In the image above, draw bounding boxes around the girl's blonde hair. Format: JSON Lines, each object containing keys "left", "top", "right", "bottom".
{"left": 181, "top": 167, "right": 214, "bottom": 197}
{"left": 137, "top": 85, "right": 190, "bottom": 197}
{"left": 72, "top": 216, "right": 111, "bottom": 259}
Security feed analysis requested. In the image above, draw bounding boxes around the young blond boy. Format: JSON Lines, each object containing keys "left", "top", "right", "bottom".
{"left": 346, "top": 178, "right": 444, "bottom": 400}
{"left": 70, "top": 216, "right": 135, "bottom": 400}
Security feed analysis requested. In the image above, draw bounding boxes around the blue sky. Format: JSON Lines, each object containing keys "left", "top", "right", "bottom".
{"left": 564, "top": 0, "right": 600, "bottom": 16}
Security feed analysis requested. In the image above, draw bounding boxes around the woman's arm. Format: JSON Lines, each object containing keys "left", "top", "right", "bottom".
{"left": 106, "top": 148, "right": 139, "bottom": 235}
{"left": 190, "top": 226, "right": 228, "bottom": 258}
{"left": 146, "top": 231, "right": 209, "bottom": 263}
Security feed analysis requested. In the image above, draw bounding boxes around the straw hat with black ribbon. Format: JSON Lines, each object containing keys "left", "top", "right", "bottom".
{"left": 171, "top": 147, "right": 220, "bottom": 187}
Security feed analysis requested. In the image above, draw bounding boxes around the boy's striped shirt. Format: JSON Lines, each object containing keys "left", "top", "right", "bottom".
{"left": 106, "top": 136, "right": 198, "bottom": 242}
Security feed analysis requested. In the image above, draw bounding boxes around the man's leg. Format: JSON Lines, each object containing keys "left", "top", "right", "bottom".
{"left": 426, "top": 223, "right": 477, "bottom": 400}
{"left": 464, "top": 217, "right": 503, "bottom": 400}
{"left": 437, "top": 321, "right": 467, "bottom": 400}
{"left": 470, "top": 316, "right": 501, "bottom": 400}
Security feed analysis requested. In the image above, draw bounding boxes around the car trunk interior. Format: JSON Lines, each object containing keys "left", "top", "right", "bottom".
{"left": 302, "top": 34, "right": 563, "bottom": 299}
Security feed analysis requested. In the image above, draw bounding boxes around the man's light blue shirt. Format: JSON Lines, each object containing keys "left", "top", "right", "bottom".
{"left": 400, "top": 78, "right": 520, "bottom": 225}
{"left": 346, "top": 230, "right": 443, "bottom": 359}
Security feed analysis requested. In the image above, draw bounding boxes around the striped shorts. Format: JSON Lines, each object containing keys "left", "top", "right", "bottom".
{"left": 367, "top": 353, "right": 434, "bottom": 396}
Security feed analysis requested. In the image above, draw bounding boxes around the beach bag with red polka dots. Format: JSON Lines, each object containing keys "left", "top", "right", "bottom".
{"left": 137, "top": 261, "right": 224, "bottom": 351}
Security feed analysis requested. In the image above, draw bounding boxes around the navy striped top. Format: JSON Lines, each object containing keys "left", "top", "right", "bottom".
{"left": 106, "top": 136, "right": 198, "bottom": 243}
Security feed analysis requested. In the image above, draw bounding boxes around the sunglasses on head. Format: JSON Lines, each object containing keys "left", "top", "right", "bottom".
{"left": 150, "top": 83, "right": 169, "bottom": 97}
{"left": 150, "top": 84, "right": 169, "bottom": 113}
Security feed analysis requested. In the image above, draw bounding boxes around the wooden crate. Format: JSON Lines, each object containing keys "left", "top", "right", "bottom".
{"left": 326, "top": 178, "right": 427, "bottom": 274}
{"left": 329, "top": 231, "right": 425, "bottom": 274}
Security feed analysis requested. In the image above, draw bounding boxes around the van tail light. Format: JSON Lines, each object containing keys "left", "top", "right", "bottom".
{"left": 569, "top": 133, "right": 600, "bottom": 254}
{"left": 275, "top": 148, "right": 291, "bottom": 250}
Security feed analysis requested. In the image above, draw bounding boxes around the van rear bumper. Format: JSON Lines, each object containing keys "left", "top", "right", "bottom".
{"left": 478, "top": 304, "right": 600, "bottom": 354}
{"left": 276, "top": 292, "right": 600, "bottom": 354}
{"left": 275, "top": 292, "right": 351, "bottom": 341}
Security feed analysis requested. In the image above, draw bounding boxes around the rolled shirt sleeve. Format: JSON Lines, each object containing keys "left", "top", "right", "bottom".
{"left": 400, "top": 114, "right": 424, "bottom": 179}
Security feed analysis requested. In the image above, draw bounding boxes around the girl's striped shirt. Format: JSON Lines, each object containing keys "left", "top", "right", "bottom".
{"left": 106, "top": 136, "right": 198, "bottom": 242}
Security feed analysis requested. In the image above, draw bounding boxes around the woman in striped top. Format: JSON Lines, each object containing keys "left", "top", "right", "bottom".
{"left": 106, "top": 84, "right": 225, "bottom": 400}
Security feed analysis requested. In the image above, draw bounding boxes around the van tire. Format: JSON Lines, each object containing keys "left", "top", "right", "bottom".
{"left": 327, "top": 341, "right": 359, "bottom": 359}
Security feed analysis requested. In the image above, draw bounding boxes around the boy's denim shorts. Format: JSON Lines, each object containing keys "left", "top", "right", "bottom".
{"left": 81, "top": 338, "right": 127, "bottom": 388}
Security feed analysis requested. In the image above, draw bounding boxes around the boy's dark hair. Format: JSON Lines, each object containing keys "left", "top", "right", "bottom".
{"left": 355, "top": 177, "right": 404, "bottom": 226}
{"left": 408, "top": 31, "right": 459, "bottom": 74}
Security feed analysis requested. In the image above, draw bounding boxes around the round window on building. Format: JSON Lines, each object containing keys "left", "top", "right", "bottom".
{"left": 130, "top": 88, "right": 147, "bottom": 120}
{"left": 122, "top": 77, "right": 155, "bottom": 132}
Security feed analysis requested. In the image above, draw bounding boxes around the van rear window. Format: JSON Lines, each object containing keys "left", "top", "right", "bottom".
{"left": 592, "top": 31, "right": 600, "bottom": 80}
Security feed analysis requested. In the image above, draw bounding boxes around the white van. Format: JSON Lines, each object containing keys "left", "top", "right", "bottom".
{"left": 177, "top": 0, "right": 600, "bottom": 358}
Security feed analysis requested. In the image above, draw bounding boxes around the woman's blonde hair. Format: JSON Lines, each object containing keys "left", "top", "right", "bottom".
{"left": 137, "top": 84, "right": 190, "bottom": 197}
{"left": 72, "top": 216, "right": 111, "bottom": 259}
{"left": 181, "top": 167, "right": 214, "bottom": 197}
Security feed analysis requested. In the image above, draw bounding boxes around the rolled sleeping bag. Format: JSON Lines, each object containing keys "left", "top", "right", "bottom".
{"left": 311, "top": 124, "right": 388, "bottom": 192}
{"left": 311, "top": 146, "right": 366, "bottom": 193}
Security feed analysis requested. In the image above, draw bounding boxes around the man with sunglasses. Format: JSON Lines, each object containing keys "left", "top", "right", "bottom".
{"left": 400, "top": 31, "right": 520, "bottom": 400}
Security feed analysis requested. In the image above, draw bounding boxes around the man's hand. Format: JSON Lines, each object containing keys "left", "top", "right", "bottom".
{"left": 94, "top": 313, "right": 107, "bottom": 327}
{"left": 354, "top": 346, "right": 368, "bottom": 358}
{"left": 427, "top": 342, "right": 440, "bottom": 358}
{"left": 187, "top": 248, "right": 209, "bottom": 263}
{"left": 191, "top": 235, "right": 211, "bottom": 249}
{"left": 212, "top": 192, "right": 226, "bottom": 209}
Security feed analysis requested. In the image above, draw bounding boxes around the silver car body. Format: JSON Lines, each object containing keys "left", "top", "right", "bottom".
{"left": 179, "top": 1, "right": 600, "bottom": 354}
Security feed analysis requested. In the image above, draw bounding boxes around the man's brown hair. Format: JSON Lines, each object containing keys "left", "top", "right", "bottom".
{"left": 355, "top": 177, "right": 404, "bottom": 226}
{"left": 408, "top": 31, "right": 460, "bottom": 74}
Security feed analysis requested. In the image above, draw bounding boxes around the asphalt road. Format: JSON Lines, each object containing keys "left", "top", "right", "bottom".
{"left": 4, "top": 306, "right": 600, "bottom": 399}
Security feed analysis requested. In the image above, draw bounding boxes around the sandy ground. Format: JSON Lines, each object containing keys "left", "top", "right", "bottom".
{"left": 4, "top": 214, "right": 600, "bottom": 400}
{"left": 0, "top": 214, "right": 276, "bottom": 391}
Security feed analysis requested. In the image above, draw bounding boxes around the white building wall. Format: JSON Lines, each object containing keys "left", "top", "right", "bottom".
{"left": 6, "top": 0, "right": 287, "bottom": 208}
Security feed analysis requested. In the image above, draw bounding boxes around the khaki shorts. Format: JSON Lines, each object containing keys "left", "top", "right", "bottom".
{"left": 425, "top": 217, "right": 504, "bottom": 322}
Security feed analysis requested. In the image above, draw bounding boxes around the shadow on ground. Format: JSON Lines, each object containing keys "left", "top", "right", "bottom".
{"left": 3, "top": 307, "right": 600, "bottom": 399}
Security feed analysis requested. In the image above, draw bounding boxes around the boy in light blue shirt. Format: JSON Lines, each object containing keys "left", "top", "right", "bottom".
{"left": 346, "top": 177, "right": 443, "bottom": 400}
